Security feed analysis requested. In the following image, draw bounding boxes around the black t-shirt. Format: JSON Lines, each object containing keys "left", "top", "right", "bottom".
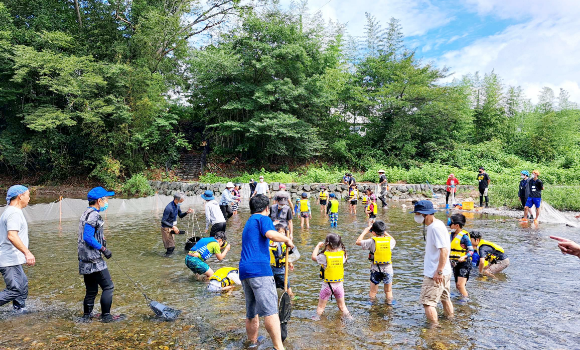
{"left": 528, "top": 178, "right": 543, "bottom": 198}
{"left": 478, "top": 244, "right": 506, "bottom": 263}
{"left": 477, "top": 172, "right": 490, "bottom": 190}
{"left": 519, "top": 179, "right": 528, "bottom": 198}
{"left": 379, "top": 174, "right": 387, "bottom": 184}
{"left": 249, "top": 181, "right": 257, "bottom": 192}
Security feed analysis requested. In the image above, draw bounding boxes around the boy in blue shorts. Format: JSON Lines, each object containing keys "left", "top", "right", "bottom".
{"left": 269, "top": 224, "right": 294, "bottom": 297}
{"left": 356, "top": 220, "right": 396, "bottom": 304}
{"left": 185, "top": 231, "right": 231, "bottom": 280}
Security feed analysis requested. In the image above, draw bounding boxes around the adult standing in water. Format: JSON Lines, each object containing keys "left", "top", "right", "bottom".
{"left": 477, "top": 167, "right": 490, "bottom": 208}
{"left": 253, "top": 176, "right": 270, "bottom": 198}
{"left": 445, "top": 173, "right": 459, "bottom": 208}
{"left": 240, "top": 195, "right": 294, "bottom": 350}
{"left": 378, "top": 170, "right": 388, "bottom": 208}
{"left": 201, "top": 190, "right": 226, "bottom": 237}
{"left": 523, "top": 170, "right": 543, "bottom": 222}
{"left": 273, "top": 184, "right": 291, "bottom": 206}
{"left": 78, "top": 187, "right": 122, "bottom": 322}
{"left": 249, "top": 178, "right": 258, "bottom": 198}
{"left": 0, "top": 185, "right": 34, "bottom": 313}
{"left": 161, "top": 192, "right": 194, "bottom": 256}
{"left": 518, "top": 171, "right": 530, "bottom": 217}
{"left": 219, "top": 182, "right": 236, "bottom": 220}
{"left": 412, "top": 200, "right": 453, "bottom": 323}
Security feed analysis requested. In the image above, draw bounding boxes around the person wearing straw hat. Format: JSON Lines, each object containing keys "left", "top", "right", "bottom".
{"left": 219, "top": 182, "right": 236, "bottom": 221}
{"left": 201, "top": 190, "right": 226, "bottom": 238}
{"left": 0, "top": 185, "right": 34, "bottom": 314}
{"left": 377, "top": 170, "right": 388, "bottom": 208}
{"left": 411, "top": 200, "right": 453, "bottom": 324}
{"left": 161, "top": 192, "right": 194, "bottom": 256}
{"left": 77, "top": 186, "right": 124, "bottom": 322}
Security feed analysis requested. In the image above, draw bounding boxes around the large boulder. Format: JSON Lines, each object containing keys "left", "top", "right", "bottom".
{"left": 272, "top": 182, "right": 280, "bottom": 191}
{"left": 303, "top": 184, "right": 311, "bottom": 192}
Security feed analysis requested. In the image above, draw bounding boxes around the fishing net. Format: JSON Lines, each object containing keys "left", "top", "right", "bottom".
{"left": 279, "top": 291, "right": 291, "bottom": 341}
{"left": 149, "top": 301, "right": 182, "bottom": 321}
{"left": 536, "top": 201, "right": 578, "bottom": 227}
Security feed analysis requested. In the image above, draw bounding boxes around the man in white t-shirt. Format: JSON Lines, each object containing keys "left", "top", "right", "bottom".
{"left": 411, "top": 200, "right": 453, "bottom": 323}
{"left": 252, "top": 176, "right": 270, "bottom": 198}
{"left": 0, "top": 185, "right": 35, "bottom": 313}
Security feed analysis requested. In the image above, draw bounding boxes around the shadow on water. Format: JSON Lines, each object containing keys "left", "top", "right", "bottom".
{"left": 1, "top": 197, "right": 580, "bottom": 349}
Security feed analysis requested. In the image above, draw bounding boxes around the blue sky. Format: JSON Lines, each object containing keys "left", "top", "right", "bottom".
{"left": 278, "top": 0, "right": 580, "bottom": 103}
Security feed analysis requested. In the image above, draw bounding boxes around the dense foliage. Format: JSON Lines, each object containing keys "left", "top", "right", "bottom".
{"left": 1, "top": 1, "right": 579, "bottom": 193}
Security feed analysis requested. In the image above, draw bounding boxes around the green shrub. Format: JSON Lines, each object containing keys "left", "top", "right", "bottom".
{"left": 122, "top": 173, "right": 154, "bottom": 196}
{"left": 90, "top": 155, "right": 122, "bottom": 189}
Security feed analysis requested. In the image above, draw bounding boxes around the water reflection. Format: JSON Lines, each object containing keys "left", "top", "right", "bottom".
{"left": 0, "top": 197, "right": 579, "bottom": 349}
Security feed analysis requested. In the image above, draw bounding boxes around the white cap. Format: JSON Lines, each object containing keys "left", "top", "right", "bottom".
{"left": 378, "top": 169, "right": 385, "bottom": 173}
{"left": 259, "top": 176, "right": 264, "bottom": 179}
{"left": 226, "top": 182, "right": 234, "bottom": 188}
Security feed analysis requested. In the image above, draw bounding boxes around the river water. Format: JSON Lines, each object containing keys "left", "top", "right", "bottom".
{"left": 0, "top": 196, "right": 579, "bottom": 349}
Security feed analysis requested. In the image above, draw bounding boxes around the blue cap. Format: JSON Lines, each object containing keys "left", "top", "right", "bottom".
{"left": 410, "top": 200, "right": 437, "bottom": 215}
{"left": 301, "top": 192, "right": 308, "bottom": 198}
{"left": 201, "top": 190, "right": 215, "bottom": 201}
{"left": 329, "top": 193, "right": 336, "bottom": 198}
{"left": 521, "top": 170, "right": 529, "bottom": 176}
{"left": 6, "top": 185, "right": 28, "bottom": 204}
{"left": 87, "top": 187, "right": 115, "bottom": 201}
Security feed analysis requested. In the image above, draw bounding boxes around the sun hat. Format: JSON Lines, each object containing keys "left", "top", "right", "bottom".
{"left": 87, "top": 187, "right": 115, "bottom": 201}
{"left": 410, "top": 200, "right": 437, "bottom": 215}
{"left": 226, "top": 182, "right": 234, "bottom": 188}
{"left": 201, "top": 190, "right": 215, "bottom": 201}
{"left": 521, "top": 170, "right": 529, "bottom": 176}
{"left": 259, "top": 176, "right": 264, "bottom": 179}
{"left": 301, "top": 192, "right": 308, "bottom": 198}
{"left": 378, "top": 170, "right": 385, "bottom": 173}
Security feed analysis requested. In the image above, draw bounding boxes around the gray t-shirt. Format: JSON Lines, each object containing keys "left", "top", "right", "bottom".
{"left": 360, "top": 238, "right": 396, "bottom": 273}
{"left": 0, "top": 206, "right": 29, "bottom": 267}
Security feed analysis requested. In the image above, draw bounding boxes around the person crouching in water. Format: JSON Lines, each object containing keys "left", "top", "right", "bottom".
{"left": 448, "top": 214, "right": 473, "bottom": 299}
{"left": 356, "top": 220, "right": 396, "bottom": 304}
{"left": 269, "top": 224, "right": 294, "bottom": 297}
{"left": 326, "top": 193, "right": 339, "bottom": 228}
{"left": 365, "top": 194, "right": 378, "bottom": 226}
{"left": 78, "top": 187, "right": 123, "bottom": 323}
{"left": 185, "top": 231, "right": 231, "bottom": 280}
{"left": 299, "top": 192, "right": 311, "bottom": 229}
{"left": 208, "top": 267, "right": 241, "bottom": 293}
{"left": 311, "top": 233, "right": 351, "bottom": 320}
{"left": 470, "top": 231, "right": 509, "bottom": 278}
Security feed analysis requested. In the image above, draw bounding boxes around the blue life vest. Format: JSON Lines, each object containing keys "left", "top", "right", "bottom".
{"left": 191, "top": 237, "right": 218, "bottom": 261}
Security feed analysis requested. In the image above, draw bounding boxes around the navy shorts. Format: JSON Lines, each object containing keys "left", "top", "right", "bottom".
{"left": 452, "top": 261, "right": 471, "bottom": 282}
{"left": 319, "top": 200, "right": 327, "bottom": 206}
{"left": 273, "top": 273, "right": 290, "bottom": 289}
{"left": 525, "top": 197, "right": 541, "bottom": 208}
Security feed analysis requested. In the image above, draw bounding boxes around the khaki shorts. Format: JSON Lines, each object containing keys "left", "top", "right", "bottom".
{"left": 420, "top": 275, "right": 451, "bottom": 307}
{"left": 486, "top": 258, "right": 510, "bottom": 274}
{"left": 161, "top": 227, "right": 175, "bottom": 249}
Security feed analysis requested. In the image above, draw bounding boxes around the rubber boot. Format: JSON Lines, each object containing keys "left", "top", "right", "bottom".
{"left": 165, "top": 247, "right": 175, "bottom": 257}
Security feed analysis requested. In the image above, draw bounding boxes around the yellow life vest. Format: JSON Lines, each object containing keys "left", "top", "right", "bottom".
{"left": 371, "top": 236, "right": 392, "bottom": 264}
{"left": 300, "top": 199, "right": 309, "bottom": 212}
{"left": 269, "top": 241, "right": 286, "bottom": 268}
{"left": 319, "top": 191, "right": 328, "bottom": 200}
{"left": 366, "top": 202, "right": 377, "bottom": 215}
{"left": 450, "top": 230, "right": 471, "bottom": 261}
{"left": 349, "top": 188, "right": 358, "bottom": 199}
{"left": 329, "top": 199, "right": 339, "bottom": 213}
{"left": 478, "top": 239, "right": 505, "bottom": 264}
{"left": 209, "top": 267, "right": 238, "bottom": 288}
{"left": 362, "top": 195, "right": 368, "bottom": 205}
{"left": 321, "top": 251, "right": 344, "bottom": 282}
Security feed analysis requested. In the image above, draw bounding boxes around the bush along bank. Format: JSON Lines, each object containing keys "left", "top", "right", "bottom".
{"left": 148, "top": 181, "right": 476, "bottom": 201}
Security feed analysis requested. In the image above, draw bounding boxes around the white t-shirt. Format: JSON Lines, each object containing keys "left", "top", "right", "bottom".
{"left": 0, "top": 206, "right": 29, "bottom": 267}
{"left": 423, "top": 218, "right": 452, "bottom": 278}
{"left": 255, "top": 182, "right": 269, "bottom": 195}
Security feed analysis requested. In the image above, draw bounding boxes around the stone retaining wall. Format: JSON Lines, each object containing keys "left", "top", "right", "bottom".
{"left": 148, "top": 181, "right": 476, "bottom": 201}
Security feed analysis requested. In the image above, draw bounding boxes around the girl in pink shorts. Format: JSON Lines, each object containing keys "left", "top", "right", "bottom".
{"left": 311, "top": 233, "right": 352, "bottom": 320}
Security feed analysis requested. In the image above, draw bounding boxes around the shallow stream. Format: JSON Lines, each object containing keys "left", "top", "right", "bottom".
{"left": 0, "top": 196, "right": 579, "bottom": 349}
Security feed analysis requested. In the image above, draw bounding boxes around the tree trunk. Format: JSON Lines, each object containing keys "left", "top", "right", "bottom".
{"left": 73, "top": 0, "right": 82, "bottom": 28}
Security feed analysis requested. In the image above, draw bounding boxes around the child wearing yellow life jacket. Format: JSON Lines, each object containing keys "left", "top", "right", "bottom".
{"left": 356, "top": 220, "right": 396, "bottom": 303}
{"left": 348, "top": 183, "right": 359, "bottom": 215}
{"left": 470, "top": 231, "right": 509, "bottom": 277}
{"left": 365, "top": 194, "right": 378, "bottom": 225}
{"left": 318, "top": 185, "right": 329, "bottom": 215}
{"left": 299, "top": 192, "right": 311, "bottom": 229}
{"left": 269, "top": 224, "right": 294, "bottom": 297}
{"left": 311, "top": 233, "right": 351, "bottom": 320}
{"left": 207, "top": 267, "right": 241, "bottom": 293}
{"left": 326, "top": 193, "right": 340, "bottom": 228}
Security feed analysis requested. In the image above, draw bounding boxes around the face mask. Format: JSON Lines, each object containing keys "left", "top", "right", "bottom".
{"left": 260, "top": 179, "right": 264, "bottom": 182}
{"left": 414, "top": 215, "right": 424, "bottom": 224}
{"left": 99, "top": 202, "right": 109, "bottom": 212}
{"left": 521, "top": 175, "right": 525, "bottom": 179}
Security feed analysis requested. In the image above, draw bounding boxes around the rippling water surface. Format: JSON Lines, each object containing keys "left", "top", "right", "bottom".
{"left": 1, "top": 196, "right": 579, "bottom": 349}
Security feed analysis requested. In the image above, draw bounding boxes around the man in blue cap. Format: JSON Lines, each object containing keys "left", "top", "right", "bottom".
{"left": 411, "top": 200, "right": 453, "bottom": 324}
{"left": 161, "top": 192, "right": 194, "bottom": 256}
{"left": 201, "top": 190, "right": 226, "bottom": 237}
{"left": 0, "top": 185, "right": 34, "bottom": 313}
{"left": 78, "top": 186, "right": 122, "bottom": 323}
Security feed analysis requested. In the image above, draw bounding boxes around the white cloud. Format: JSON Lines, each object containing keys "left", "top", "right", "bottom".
{"left": 439, "top": 2, "right": 580, "bottom": 103}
